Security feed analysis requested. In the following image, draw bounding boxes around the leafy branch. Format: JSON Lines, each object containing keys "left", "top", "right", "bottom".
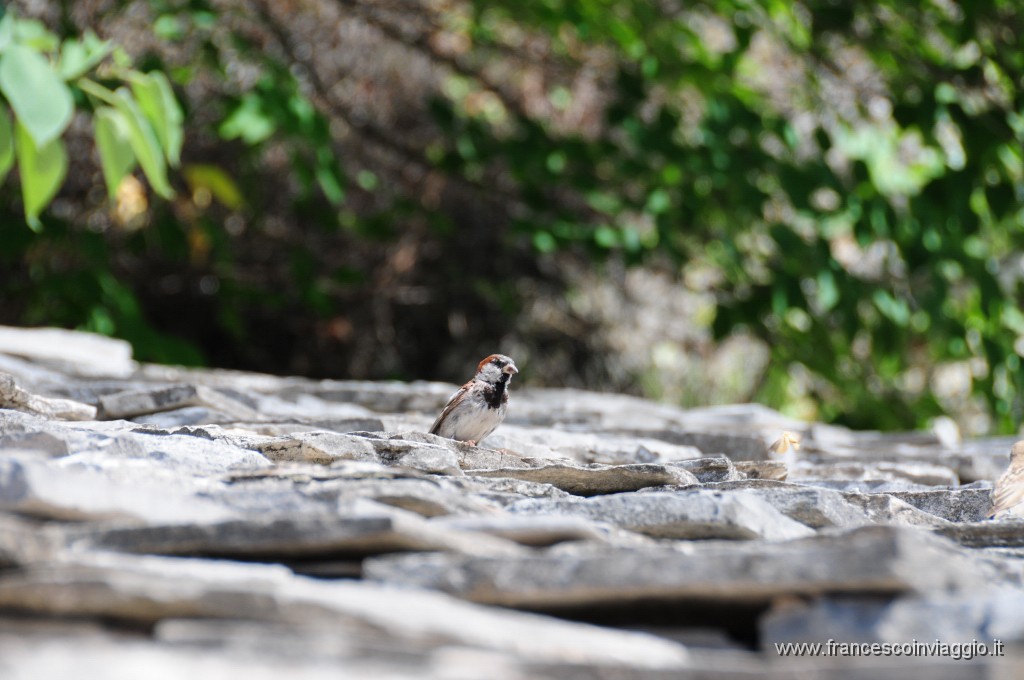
{"left": 0, "top": 12, "right": 183, "bottom": 230}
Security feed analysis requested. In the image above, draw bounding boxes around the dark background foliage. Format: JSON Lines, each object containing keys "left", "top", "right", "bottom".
{"left": 2, "top": 0, "right": 1023, "bottom": 435}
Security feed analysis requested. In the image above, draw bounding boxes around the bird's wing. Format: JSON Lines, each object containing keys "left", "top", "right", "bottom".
{"left": 429, "top": 382, "right": 471, "bottom": 434}
{"left": 989, "top": 467, "right": 1024, "bottom": 518}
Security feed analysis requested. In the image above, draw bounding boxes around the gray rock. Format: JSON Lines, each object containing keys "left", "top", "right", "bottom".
{"left": 789, "top": 461, "right": 959, "bottom": 488}
{"left": 0, "top": 429, "right": 70, "bottom": 457}
{"left": 0, "top": 409, "right": 118, "bottom": 457}
{"left": 355, "top": 432, "right": 464, "bottom": 475}
{"left": 313, "top": 476, "right": 500, "bottom": 517}
{"left": 699, "top": 479, "right": 797, "bottom": 492}
{"left": 98, "top": 384, "right": 261, "bottom": 421}
{"left": 132, "top": 406, "right": 254, "bottom": 427}
{"left": 802, "top": 479, "right": 942, "bottom": 493}
{"left": 484, "top": 426, "right": 705, "bottom": 465}
{"left": 200, "top": 476, "right": 341, "bottom": 518}
{"left": 0, "top": 352, "right": 72, "bottom": 391}
{"left": 137, "top": 362, "right": 314, "bottom": 394}
{"left": 455, "top": 443, "right": 543, "bottom": 470}
{"left": 431, "top": 514, "right": 627, "bottom": 547}
{"left": 467, "top": 462, "right": 699, "bottom": 496}
{"left": 0, "top": 634, "right": 393, "bottom": 680}
{"left": 888, "top": 488, "right": 993, "bottom": 523}
{"left": 667, "top": 456, "right": 741, "bottom": 483}
{"left": 0, "top": 457, "right": 237, "bottom": 523}
{"left": 224, "top": 458, "right": 409, "bottom": 482}
{"left": 953, "top": 439, "right": 1015, "bottom": 484}
{"left": 364, "top": 526, "right": 993, "bottom": 609}
{"left": 735, "top": 460, "right": 789, "bottom": 481}
{"left": 177, "top": 418, "right": 387, "bottom": 441}
{"left": 842, "top": 493, "right": 952, "bottom": 527}
{"left": 935, "top": 520, "right": 1024, "bottom": 548}
{"left": 9, "top": 324, "right": 1024, "bottom": 678}
{"left": 288, "top": 417, "right": 388, "bottom": 434}
{"left": 70, "top": 506, "right": 524, "bottom": 558}
{"left": 459, "top": 475, "right": 574, "bottom": 505}
{"left": 0, "top": 550, "right": 690, "bottom": 669}
{"left": 806, "top": 423, "right": 945, "bottom": 453}
{"left": 250, "top": 392, "right": 382, "bottom": 422}
{"left": 511, "top": 391, "right": 803, "bottom": 436}
{"left": 248, "top": 431, "right": 380, "bottom": 465}
{"left": 804, "top": 425, "right": 1005, "bottom": 485}
{"left": 0, "top": 325, "right": 136, "bottom": 378}
{"left": 301, "top": 379, "right": 457, "bottom": 414}
{"left": 0, "top": 514, "right": 62, "bottom": 567}
{"left": 619, "top": 429, "right": 771, "bottom": 461}
{"left": 508, "top": 490, "right": 815, "bottom": 540}
{"left": 62, "top": 426, "right": 273, "bottom": 476}
{"left": 0, "top": 374, "right": 96, "bottom": 421}
{"left": 716, "top": 484, "right": 871, "bottom": 529}
{"left": 504, "top": 388, "right": 702, "bottom": 430}
{"left": 761, "top": 588, "right": 1024, "bottom": 646}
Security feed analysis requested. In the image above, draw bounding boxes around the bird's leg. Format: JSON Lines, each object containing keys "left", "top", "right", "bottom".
{"left": 465, "top": 439, "right": 478, "bottom": 447}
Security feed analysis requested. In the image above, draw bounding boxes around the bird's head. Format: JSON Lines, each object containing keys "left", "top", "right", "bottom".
{"left": 475, "top": 354, "right": 518, "bottom": 384}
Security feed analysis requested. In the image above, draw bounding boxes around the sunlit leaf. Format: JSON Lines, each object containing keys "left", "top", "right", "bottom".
{"left": 14, "top": 120, "right": 67, "bottom": 229}
{"left": 130, "top": 71, "right": 183, "bottom": 166}
{"left": 219, "top": 93, "right": 276, "bottom": 145}
{"left": 0, "top": 45, "right": 73, "bottom": 147}
{"left": 816, "top": 269, "right": 839, "bottom": 312}
{"left": 12, "top": 18, "right": 58, "bottom": 51}
{"left": 111, "top": 87, "right": 174, "bottom": 199}
{"left": 872, "top": 289, "right": 910, "bottom": 327}
{"left": 183, "top": 163, "right": 244, "bottom": 210}
{"left": 0, "top": 13, "right": 14, "bottom": 53}
{"left": 94, "top": 107, "right": 137, "bottom": 199}
{"left": 153, "top": 15, "right": 184, "bottom": 41}
{"left": 58, "top": 32, "right": 112, "bottom": 80}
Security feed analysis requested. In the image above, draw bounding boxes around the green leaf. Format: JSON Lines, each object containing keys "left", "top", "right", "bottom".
{"left": 111, "top": 87, "right": 174, "bottom": 198}
{"left": 12, "top": 19, "right": 58, "bottom": 52}
{"left": 594, "top": 225, "right": 618, "bottom": 248}
{"left": 14, "top": 120, "right": 67, "bottom": 229}
{"left": 57, "top": 38, "right": 87, "bottom": 79}
{"left": 130, "top": 71, "right": 183, "bottom": 166}
{"left": 153, "top": 15, "right": 184, "bottom": 41}
{"left": 0, "top": 14, "right": 15, "bottom": 53}
{"left": 872, "top": 289, "right": 910, "bottom": 327}
{"left": 816, "top": 269, "right": 839, "bottom": 312}
{"left": 183, "top": 163, "right": 244, "bottom": 210}
{"left": 317, "top": 164, "right": 345, "bottom": 205}
{"left": 645, "top": 188, "right": 671, "bottom": 214}
{"left": 219, "top": 93, "right": 276, "bottom": 144}
{"left": 0, "top": 45, "right": 74, "bottom": 147}
{"left": 0, "top": 107, "right": 13, "bottom": 185}
{"left": 58, "top": 32, "right": 113, "bottom": 80}
{"left": 532, "top": 231, "right": 557, "bottom": 253}
{"left": 94, "top": 107, "right": 136, "bottom": 199}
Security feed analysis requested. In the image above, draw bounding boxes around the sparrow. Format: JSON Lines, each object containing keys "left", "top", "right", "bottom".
{"left": 988, "top": 440, "right": 1024, "bottom": 520}
{"left": 429, "top": 354, "right": 518, "bottom": 446}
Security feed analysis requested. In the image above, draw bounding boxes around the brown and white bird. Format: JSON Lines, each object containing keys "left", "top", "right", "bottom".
{"left": 988, "top": 441, "right": 1024, "bottom": 520}
{"left": 429, "top": 354, "right": 518, "bottom": 446}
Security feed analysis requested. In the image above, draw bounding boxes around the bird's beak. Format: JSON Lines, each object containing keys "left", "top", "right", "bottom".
{"left": 503, "top": 364, "right": 518, "bottom": 376}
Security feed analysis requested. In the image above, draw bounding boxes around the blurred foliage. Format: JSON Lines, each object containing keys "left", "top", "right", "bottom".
{"left": 0, "top": 10, "right": 181, "bottom": 227}
{"left": 443, "top": 0, "right": 1024, "bottom": 432}
{"left": 0, "top": 7, "right": 194, "bottom": 362}
{"left": 2, "top": 0, "right": 1024, "bottom": 432}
